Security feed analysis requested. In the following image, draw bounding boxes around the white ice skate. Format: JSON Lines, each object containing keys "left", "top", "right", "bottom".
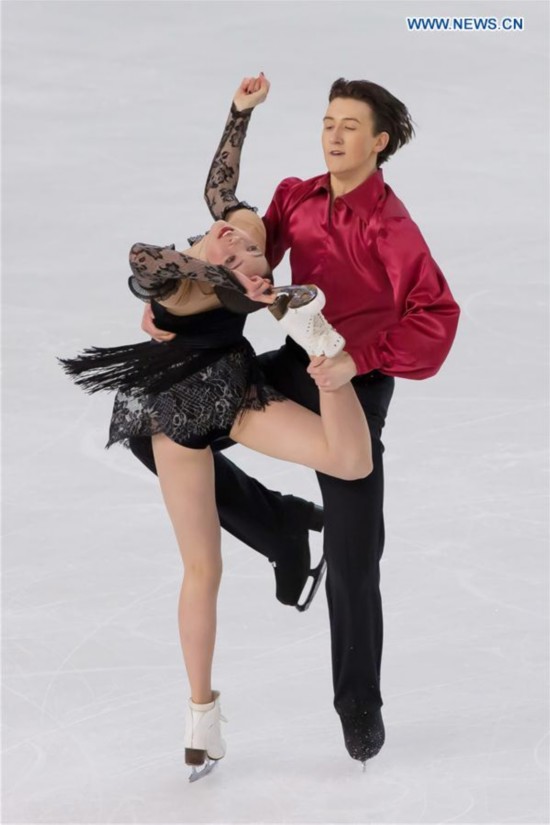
{"left": 185, "top": 690, "right": 227, "bottom": 782}
{"left": 269, "top": 285, "right": 345, "bottom": 358}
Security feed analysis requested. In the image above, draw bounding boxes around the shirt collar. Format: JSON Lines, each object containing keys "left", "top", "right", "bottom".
{"left": 311, "top": 169, "right": 386, "bottom": 222}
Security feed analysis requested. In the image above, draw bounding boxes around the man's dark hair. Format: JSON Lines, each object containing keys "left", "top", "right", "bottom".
{"left": 329, "top": 78, "right": 415, "bottom": 166}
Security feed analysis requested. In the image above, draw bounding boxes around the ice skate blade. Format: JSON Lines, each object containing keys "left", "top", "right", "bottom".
{"left": 272, "top": 284, "right": 325, "bottom": 313}
{"left": 296, "top": 557, "right": 327, "bottom": 612}
{"left": 269, "top": 286, "right": 326, "bottom": 320}
{"left": 189, "top": 759, "right": 217, "bottom": 782}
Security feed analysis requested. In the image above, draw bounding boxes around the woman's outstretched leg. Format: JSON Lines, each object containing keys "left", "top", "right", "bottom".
{"left": 230, "top": 383, "right": 372, "bottom": 480}
{"left": 151, "top": 433, "right": 221, "bottom": 704}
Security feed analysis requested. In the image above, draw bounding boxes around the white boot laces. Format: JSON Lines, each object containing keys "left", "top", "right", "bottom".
{"left": 311, "top": 313, "right": 336, "bottom": 349}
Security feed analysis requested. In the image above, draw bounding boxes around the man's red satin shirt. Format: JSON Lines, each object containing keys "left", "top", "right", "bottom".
{"left": 262, "top": 169, "right": 460, "bottom": 379}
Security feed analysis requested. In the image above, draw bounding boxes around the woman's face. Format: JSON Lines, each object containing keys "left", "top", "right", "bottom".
{"left": 204, "top": 220, "right": 270, "bottom": 279}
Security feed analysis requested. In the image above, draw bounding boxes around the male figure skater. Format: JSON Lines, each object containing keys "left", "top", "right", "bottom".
{"left": 134, "top": 77, "right": 460, "bottom": 764}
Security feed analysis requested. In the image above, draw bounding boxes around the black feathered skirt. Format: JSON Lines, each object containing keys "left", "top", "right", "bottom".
{"left": 59, "top": 304, "right": 285, "bottom": 449}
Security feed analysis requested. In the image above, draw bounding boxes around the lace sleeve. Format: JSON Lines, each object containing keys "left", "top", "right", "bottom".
{"left": 128, "top": 242, "right": 247, "bottom": 303}
{"left": 204, "top": 103, "right": 259, "bottom": 221}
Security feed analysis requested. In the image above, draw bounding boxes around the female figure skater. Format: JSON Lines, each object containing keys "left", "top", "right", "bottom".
{"left": 60, "top": 74, "right": 372, "bottom": 780}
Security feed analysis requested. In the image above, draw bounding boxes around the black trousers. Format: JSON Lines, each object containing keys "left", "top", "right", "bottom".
{"left": 129, "top": 339, "right": 394, "bottom": 718}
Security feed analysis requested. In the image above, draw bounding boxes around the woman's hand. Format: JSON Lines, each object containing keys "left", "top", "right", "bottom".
{"left": 141, "top": 303, "right": 176, "bottom": 343}
{"left": 232, "top": 269, "right": 275, "bottom": 304}
{"left": 233, "top": 72, "right": 270, "bottom": 112}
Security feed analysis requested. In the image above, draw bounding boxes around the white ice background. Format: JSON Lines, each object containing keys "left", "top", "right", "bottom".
{"left": 2, "top": 1, "right": 549, "bottom": 823}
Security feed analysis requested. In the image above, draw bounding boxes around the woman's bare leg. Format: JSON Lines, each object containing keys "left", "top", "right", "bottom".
{"left": 230, "top": 385, "right": 372, "bottom": 480}
{"left": 152, "top": 433, "right": 221, "bottom": 704}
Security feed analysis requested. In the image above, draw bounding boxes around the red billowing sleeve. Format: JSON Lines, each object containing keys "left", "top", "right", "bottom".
{"left": 262, "top": 177, "right": 301, "bottom": 271}
{"left": 350, "top": 217, "right": 460, "bottom": 379}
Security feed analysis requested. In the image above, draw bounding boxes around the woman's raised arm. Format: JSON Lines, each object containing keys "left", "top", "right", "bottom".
{"left": 204, "top": 73, "right": 270, "bottom": 221}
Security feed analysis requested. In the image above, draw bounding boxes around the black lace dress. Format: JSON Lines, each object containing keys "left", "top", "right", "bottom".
{"left": 59, "top": 102, "right": 285, "bottom": 449}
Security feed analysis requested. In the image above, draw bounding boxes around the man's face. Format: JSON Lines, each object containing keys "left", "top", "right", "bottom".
{"left": 321, "top": 97, "right": 388, "bottom": 176}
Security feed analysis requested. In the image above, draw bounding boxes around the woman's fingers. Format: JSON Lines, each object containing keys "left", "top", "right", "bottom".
{"left": 243, "top": 73, "right": 268, "bottom": 92}
{"left": 232, "top": 272, "right": 273, "bottom": 302}
{"left": 233, "top": 73, "right": 270, "bottom": 109}
{"left": 247, "top": 277, "right": 266, "bottom": 296}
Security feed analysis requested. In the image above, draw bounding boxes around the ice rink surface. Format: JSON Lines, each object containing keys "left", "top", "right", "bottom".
{"left": 2, "top": 1, "right": 549, "bottom": 823}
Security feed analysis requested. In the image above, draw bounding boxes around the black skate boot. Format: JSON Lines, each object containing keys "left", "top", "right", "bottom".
{"left": 270, "top": 502, "right": 325, "bottom": 611}
{"left": 340, "top": 708, "right": 385, "bottom": 766}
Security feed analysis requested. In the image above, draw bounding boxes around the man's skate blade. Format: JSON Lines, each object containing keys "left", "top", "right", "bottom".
{"left": 296, "top": 557, "right": 326, "bottom": 612}
{"left": 189, "top": 759, "right": 218, "bottom": 782}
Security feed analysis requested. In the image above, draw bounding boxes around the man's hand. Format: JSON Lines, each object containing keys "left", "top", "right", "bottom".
{"left": 307, "top": 351, "right": 358, "bottom": 391}
{"left": 233, "top": 72, "right": 270, "bottom": 112}
{"left": 141, "top": 303, "right": 176, "bottom": 343}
